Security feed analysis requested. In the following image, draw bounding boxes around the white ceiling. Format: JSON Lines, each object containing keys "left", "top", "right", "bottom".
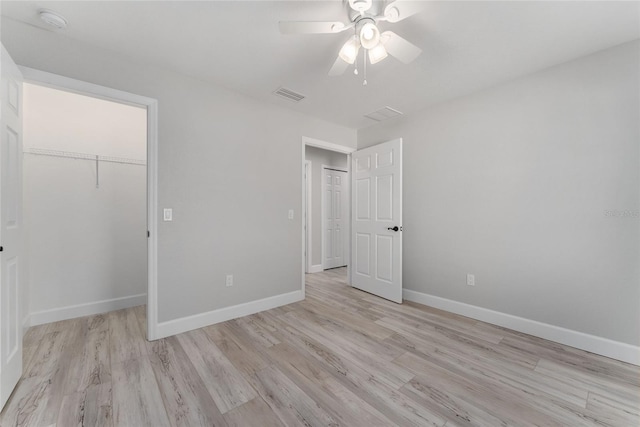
{"left": 2, "top": 1, "right": 639, "bottom": 129}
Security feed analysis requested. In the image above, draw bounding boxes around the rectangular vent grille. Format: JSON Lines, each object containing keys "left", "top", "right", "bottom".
{"left": 364, "top": 106, "right": 403, "bottom": 122}
{"left": 273, "top": 87, "right": 305, "bottom": 102}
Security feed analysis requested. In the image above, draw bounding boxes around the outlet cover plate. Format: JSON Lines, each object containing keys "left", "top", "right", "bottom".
{"left": 467, "top": 274, "right": 475, "bottom": 286}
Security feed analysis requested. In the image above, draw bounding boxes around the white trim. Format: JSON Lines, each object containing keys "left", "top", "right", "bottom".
{"left": 403, "top": 289, "right": 640, "bottom": 366}
{"left": 19, "top": 66, "right": 160, "bottom": 340}
{"left": 346, "top": 153, "right": 352, "bottom": 285}
{"left": 308, "top": 264, "right": 323, "bottom": 274}
{"left": 320, "top": 163, "right": 327, "bottom": 271}
{"left": 22, "top": 317, "right": 30, "bottom": 336}
{"left": 26, "top": 294, "right": 147, "bottom": 328}
{"left": 302, "top": 136, "right": 356, "bottom": 154}
{"left": 156, "top": 290, "right": 303, "bottom": 339}
{"left": 305, "top": 160, "right": 312, "bottom": 273}
{"left": 301, "top": 144, "right": 307, "bottom": 297}
{"left": 20, "top": 67, "right": 151, "bottom": 109}
{"left": 146, "top": 100, "right": 159, "bottom": 341}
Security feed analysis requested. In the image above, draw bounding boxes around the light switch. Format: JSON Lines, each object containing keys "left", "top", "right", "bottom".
{"left": 163, "top": 208, "right": 173, "bottom": 221}
{"left": 288, "top": 209, "right": 294, "bottom": 220}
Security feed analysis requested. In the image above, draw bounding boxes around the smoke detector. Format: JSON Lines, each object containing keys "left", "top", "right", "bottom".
{"left": 39, "top": 9, "right": 67, "bottom": 30}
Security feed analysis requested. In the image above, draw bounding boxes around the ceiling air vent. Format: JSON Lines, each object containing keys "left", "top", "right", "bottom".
{"left": 273, "top": 87, "right": 306, "bottom": 102}
{"left": 364, "top": 106, "right": 403, "bottom": 122}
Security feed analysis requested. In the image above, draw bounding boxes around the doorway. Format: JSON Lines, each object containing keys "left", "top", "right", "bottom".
{"left": 301, "top": 137, "right": 355, "bottom": 294}
{"left": 19, "top": 67, "right": 159, "bottom": 340}
{"left": 301, "top": 137, "right": 404, "bottom": 304}
{"left": 23, "top": 82, "right": 147, "bottom": 325}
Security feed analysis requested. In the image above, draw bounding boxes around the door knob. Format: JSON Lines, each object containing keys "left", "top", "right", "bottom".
{"left": 387, "top": 226, "right": 399, "bottom": 232}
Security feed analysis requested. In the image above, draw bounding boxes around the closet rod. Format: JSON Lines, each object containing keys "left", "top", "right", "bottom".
{"left": 23, "top": 147, "right": 146, "bottom": 166}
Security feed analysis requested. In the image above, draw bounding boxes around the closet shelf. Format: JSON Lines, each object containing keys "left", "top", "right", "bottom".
{"left": 23, "top": 147, "right": 146, "bottom": 189}
{"left": 23, "top": 147, "right": 146, "bottom": 166}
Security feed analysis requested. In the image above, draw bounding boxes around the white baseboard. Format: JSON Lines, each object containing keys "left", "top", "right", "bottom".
{"left": 155, "top": 290, "right": 304, "bottom": 339}
{"left": 308, "top": 264, "right": 323, "bottom": 273}
{"left": 403, "top": 289, "right": 640, "bottom": 366}
{"left": 26, "top": 293, "right": 147, "bottom": 328}
{"left": 22, "top": 316, "right": 30, "bottom": 336}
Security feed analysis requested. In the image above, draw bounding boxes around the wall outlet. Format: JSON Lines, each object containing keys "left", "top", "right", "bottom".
{"left": 163, "top": 208, "right": 173, "bottom": 221}
{"left": 226, "top": 274, "right": 233, "bottom": 287}
{"left": 288, "top": 209, "right": 294, "bottom": 219}
{"left": 467, "top": 274, "right": 475, "bottom": 286}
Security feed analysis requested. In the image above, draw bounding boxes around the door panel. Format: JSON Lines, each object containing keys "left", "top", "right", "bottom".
{"left": 376, "top": 235, "right": 393, "bottom": 283}
{"left": 356, "top": 178, "right": 370, "bottom": 219}
{"left": 356, "top": 155, "right": 371, "bottom": 172}
{"left": 376, "top": 174, "right": 393, "bottom": 220}
{"left": 0, "top": 45, "right": 23, "bottom": 410}
{"left": 355, "top": 233, "right": 370, "bottom": 275}
{"left": 351, "top": 139, "right": 402, "bottom": 303}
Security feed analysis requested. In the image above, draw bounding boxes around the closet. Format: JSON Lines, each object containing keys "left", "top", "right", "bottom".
{"left": 23, "top": 83, "right": 147, "bottom": 324}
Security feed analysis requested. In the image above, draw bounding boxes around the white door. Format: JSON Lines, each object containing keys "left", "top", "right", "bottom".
{"left": 323, "top": 168, "right": 348, "bottom": 269}
{"left": 351, "top": 139, "right": 402, "bottom": 303}
{"left": 0, "top": 46, "right": 23, "bottom": 410}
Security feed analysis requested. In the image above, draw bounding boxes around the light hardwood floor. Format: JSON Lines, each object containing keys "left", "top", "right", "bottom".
{"left": 1, "top": 267, "right": 639, "bottom": 426}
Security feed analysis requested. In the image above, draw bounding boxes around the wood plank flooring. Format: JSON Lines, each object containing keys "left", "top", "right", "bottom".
{"left": 1, "top": 267, "right": 639, "bottom": 426}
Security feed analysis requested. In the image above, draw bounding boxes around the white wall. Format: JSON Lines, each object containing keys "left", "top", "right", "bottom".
{"left": 304, "top": 146, "right": 348, "bottom": 268}
{"left": 1, "top": 18, "right": 357, "bottom": 327}
{"left": 359, "top": 40, "right": 640, "bottom": 347}
{"left": 23, "top": 84, "right": 147, "bottom": 321}
{"left": 23, "top": 83, "right": 146, "bottom": 158}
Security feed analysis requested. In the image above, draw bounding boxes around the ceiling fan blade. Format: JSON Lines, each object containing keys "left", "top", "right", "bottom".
{"left": 381, "top": 31, "right": 422, "bottom": 64}
{"left": 328, "top": 56, "right": 350, "bottom": 76}
{"left": 279, "top": 21, "right": 350, "bottom": 34}
{"left": 383, "top": 1, "right": 424, "bottom": 23}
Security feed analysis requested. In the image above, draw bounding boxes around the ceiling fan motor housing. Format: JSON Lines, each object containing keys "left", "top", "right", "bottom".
{"left": 348, "top": 0, "right": 373, "bottom": 13}
{"left": 348, "top": 0, "right": 384, "bottom": 22}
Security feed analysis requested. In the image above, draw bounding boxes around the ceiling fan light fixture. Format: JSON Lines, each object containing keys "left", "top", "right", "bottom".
{"left": 338, "top": 36, "right": 361, "bottom": 64}
{"left": 359, "top": 22, "right": 380, "bottom": 50}
{"left": 368, "top": 43, "right": 388, "bottom": 64}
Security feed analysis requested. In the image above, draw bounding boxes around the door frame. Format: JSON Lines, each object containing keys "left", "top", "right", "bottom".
{"left": 301, "top": 136, "right": 355, "bottom": 297}
{"left": 321, "top": 165, "right": 348, "bottom": 271}
{"left": 19, "top": 67, "right": 160, "bottom": 340}
{"left": 304, "top": 160, "right": 312, "bottom": 273}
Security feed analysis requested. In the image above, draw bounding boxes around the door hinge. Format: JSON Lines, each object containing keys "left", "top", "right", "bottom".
{"left": 147, "top": 231, "right": 150, "bottom": 238}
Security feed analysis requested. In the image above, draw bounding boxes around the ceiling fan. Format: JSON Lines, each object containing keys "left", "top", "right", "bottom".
{"left": 279, "top": 0, "right": 423, "bottom": 79}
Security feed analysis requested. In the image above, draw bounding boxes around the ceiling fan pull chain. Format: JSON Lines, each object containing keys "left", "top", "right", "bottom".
{"left": 354, "top": 50, "right": 359, "bottom": 75}
{"left": 353, "top": 26, "right": 360, "bottom": 76}
{"left": 363, "top": 50, "right": 368, "bottom": 86}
